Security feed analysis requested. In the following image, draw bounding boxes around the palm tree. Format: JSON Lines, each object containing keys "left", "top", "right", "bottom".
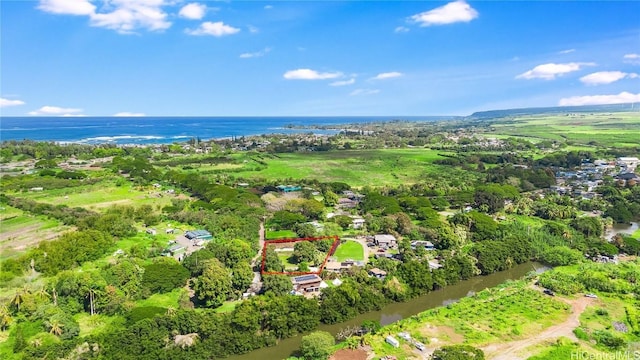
{"left": 11, "top": 286, "right": 30, "bottom": 312}
{"left": 47, "top": 319, "right": 64, "bottom": 336}
{"left": 35, "top": 287, "right": 51, "bottom": 302}
{"left": 0, "top": 305, "right": 12, "bottom": 331}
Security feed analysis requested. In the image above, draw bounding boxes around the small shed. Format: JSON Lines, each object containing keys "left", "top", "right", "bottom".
{"left": 385, "top": 336, "right": 399, "bottom": 348}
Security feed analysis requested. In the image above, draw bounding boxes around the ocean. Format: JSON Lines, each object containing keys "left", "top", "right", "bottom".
{"left": 0, "top": 116, "right": 448, "bottom": 145}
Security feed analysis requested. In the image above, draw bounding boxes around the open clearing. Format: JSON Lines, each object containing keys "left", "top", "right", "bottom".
{"left": 0, "top": 205, "right": 69, "bottom": 257}
{"left": 16, "top": 182, "right": 175, "bottom": 211}
{"left": 228, "top": 149, "right": 462, "bottom": 187}
{"left": 484, "top": 112, "right": 640, "bottom": 147}
{"left": 333, "top": 240, "right": 364, "bottom": 262}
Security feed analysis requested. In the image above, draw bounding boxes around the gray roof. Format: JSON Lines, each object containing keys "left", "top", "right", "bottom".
{"left": 374, "top": 234, "right": 397, "bottom": 243}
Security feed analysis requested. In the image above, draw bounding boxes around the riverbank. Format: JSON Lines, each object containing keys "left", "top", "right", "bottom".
{"left": 360, "top": 259, "right": 640, "bottom": 360}
{"left": 227, "top": 262, "right": 546, "bottom": 360}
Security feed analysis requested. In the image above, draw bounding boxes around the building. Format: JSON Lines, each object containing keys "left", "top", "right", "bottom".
{"left": 163, "top": 244, "right": 186, "bottom": 257}
{"left": 374, "top": 234, "right": 397, "bottom": 249}
{"left": 185, "top": 230, "right": 213, "bottom": 241}
{"left": 617, "top": 157, "right": 639, "bottom": 171}
{"left": 368, "top": 268, "right": 387, "bottom": 279}
{"left": 292, "top": 274, "right": 323, "bottom": 294}
{"left": 277, "top": 185, "right": 302, "bottom": 193}
{"left": 352, "top": 218, "right": 366, "bottom": 229}
{"left": 411, "top": 241, "right": 435, "bottom": 251}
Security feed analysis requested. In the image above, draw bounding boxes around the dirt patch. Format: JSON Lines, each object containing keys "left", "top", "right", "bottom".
{"left": 482, "top": 296, "right": 594, "bottom": 360}
{"left": 330, "top": 348, "right": 368, "bottom": 360}
{"left": 420, "top": 325, "right": 464, "bottom": 344}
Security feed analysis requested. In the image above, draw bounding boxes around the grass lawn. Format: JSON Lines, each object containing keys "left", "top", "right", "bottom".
{"left": 277, "top": 251, "right": 298, "bottom": 270}
{"left": 136, "top": 288, "right": 185, "bottom": 308}
{"left": 266, "top": 229, "right": 298, "bottom": 239}
{"left": 215, "top": 300, "right": 241, "bottom": 313}
{"left": 633, "top": 228, "right": 640, "bottom": 239}
{"left": 75, "top": 313, "right": 126, "bottom": 337}
{"left": 333, "top": 240, "right": 364, "bottom": 261}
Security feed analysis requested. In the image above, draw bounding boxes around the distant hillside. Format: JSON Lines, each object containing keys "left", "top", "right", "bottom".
{"left": 470, "top": 103, "right": 638, "bottom": 119}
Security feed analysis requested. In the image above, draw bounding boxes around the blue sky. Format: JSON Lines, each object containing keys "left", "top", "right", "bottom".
{"left": 1, "top": 0, "right": 639, "bottom": 116}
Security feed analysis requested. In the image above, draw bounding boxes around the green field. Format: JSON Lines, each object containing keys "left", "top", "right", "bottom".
{"left": 226, "top": 149, "right": 462, "bottom": 187}
{"left": 16, "top": 182, "right": 175, "bottom": 211}
{"left": 0, "top": 205, "right": 69, "bottom": 259}
{"left": 363, "top": 281, "right": 572, "bottom": 358}
{"left": 333, "top": 240, "right": 364, "bottom": 261}
{"left": 266, "top": 229, "right": 298, "bottom": 239}
{"left": 485, "top": 112, "right": 640, "bottom": 147}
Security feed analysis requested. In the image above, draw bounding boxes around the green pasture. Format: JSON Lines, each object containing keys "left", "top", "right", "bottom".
{"left": 16, "top": 182, "right": 174, "bottom": 211}
{"left": 485, "top": 112, "right": 640, "bottom": 147}
{"left": 333, "top": 240, "right": 364, "bottom": 261}
{"left": 229, "top": 149, "right": 455, "bottom": 187}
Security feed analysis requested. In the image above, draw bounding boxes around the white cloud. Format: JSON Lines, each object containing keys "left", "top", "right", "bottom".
{"left": 624, "top": 53, "right": 640, "bottom": 65}
{"left": 38, "top": 0, "right": 171, "bottom": 34}
{"left": 114, "top": 112, "right": 146, "bottom": 117}
{"left": 0, "top": 98, "right": 26, "bottom": 108}
{"left": 580, "top": 71, "right": 638, "bottom": 85}
{"left": 90, "top": 0, "right": 172, "bottom": 34}
{"left": 38, "top": 0, "right": 95, "bottom": 15}
{"left": 239, "top": 47, "right": 271, "bottom": 58}
{"left": 248, "top": 25, "right": 259, "bottom": 33}
{"left": 283, "top": 69, "right": 343, "bottom": 80}
{"left": 186, "top": 21, "right": 240, "bottom": 37}
{"left": 350, "top": 89, "right": 380, "bottom": 96}
{"left": 394, "top": 26, "right": 410, "bottom": 33}
{"left": 28, "top": 105, "right": 83, "bottom": 116}
{"left": 179, "top": 3, "right": 206, "bottom": 20}
{"left": 410, "top": 0, "right": 478, "bottom": 27}
{"left": 371, "top": 72, "right": 403, "bottom": 80}
{"left": 516, "top": 62, "right": 595, "bottom": 80}
{"left": 559, "top": 92, "right": 640, "bottom": 106}
{"left": 330, "top": 78, "right": 356, "bottom": 86}
{"left": 264, "top": 5, "right": 273, "bottom": 10}
{"left": 559, "top": 49, "right": 575, "bottom": 54}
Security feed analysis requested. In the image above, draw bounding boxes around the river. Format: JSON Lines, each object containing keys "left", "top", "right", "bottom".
{"left": 605, "top": 222, "right": 639, "bottom": 242}
{"left": 228, "top": 261, "right": 548, "bottom": 360}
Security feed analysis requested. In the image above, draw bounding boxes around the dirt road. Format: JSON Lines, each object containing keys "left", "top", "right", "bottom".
{"left": 483, "top": 296, "right": 594, "bottom": 360}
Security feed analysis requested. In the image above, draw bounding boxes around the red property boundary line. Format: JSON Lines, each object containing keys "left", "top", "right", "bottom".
{"left": 260, "top": 235, "right": 340, "bottom": 276}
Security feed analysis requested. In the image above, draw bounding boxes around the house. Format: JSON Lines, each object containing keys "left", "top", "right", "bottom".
{"left": 292, "top": 274, "right": 323, "bottom": 294}
{"left": 352, "top": 218, "right": 366, "bottom": 229}
{"left": 374, "top": 234, "right": 397, "bottom": 249}
{"left": 277, "top": 185, "right": 301, "bottom": 193}
{"left": 163, "top": 244, "right": 186, "bottom": 257}
{"left": 428, "top": 260, "right": 443, "bottom": 270}
{"left": 185, "top": 230, "right": 213, "bottom": 241}
{"left": 411, "top": 241, "right": 435, "bottom": 251}
{"left": 368, "top": 268, "right": 387, "bottom": 279}
{"left": 146, "top": 228, "right": 157, "bottom": 235}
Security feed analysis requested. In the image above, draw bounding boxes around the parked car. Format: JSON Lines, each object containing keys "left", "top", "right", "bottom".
{"left": 543, "top": 289, "right": 555, "bottom": 296}
{"left": 415, "top": 342, "right": 426, "bottom": 351}
{"left": 585, "top": 293, "right": 598, "bottom": 298}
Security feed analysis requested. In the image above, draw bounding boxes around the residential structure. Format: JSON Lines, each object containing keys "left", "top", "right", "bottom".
{"left": 368, "top": 268, "right": 387, "bottom": 279}
{"left": 292, "top": 274, "right": 323, "bottom": 294}
{"left": 374, "top": 234, "right": 397, "bottom": 249}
